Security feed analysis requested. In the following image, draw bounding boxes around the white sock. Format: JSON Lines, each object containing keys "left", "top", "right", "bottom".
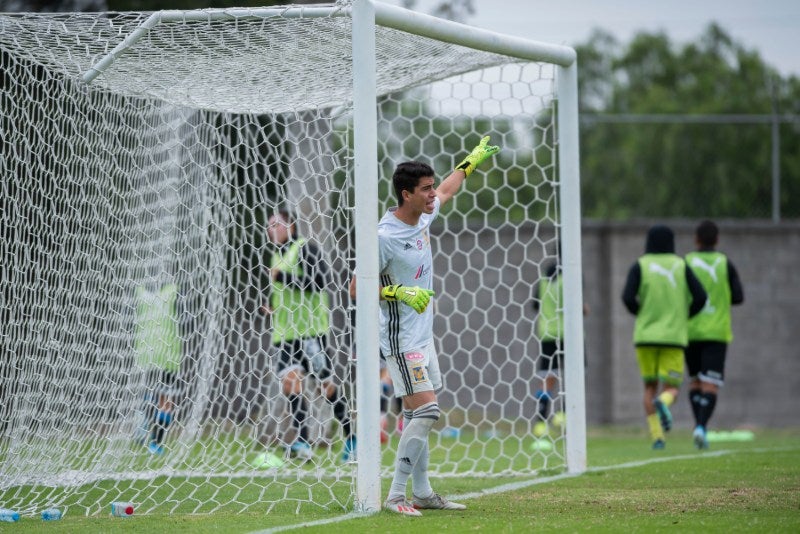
{"left": 387, "top": 402, "right": 439, "bottom": 501}
{"left": 411, "top": 439, "right": 432, "bottom": 499}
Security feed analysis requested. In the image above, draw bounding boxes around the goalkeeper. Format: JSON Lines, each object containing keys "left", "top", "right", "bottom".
{"left": 354, "top": 136, "right": 499, "bottom": 516}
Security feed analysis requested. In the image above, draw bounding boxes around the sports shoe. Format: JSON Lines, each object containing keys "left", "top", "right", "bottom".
{"left": 290, "top": 440, "right": 313, "bottom": 461}
{"left": 341, "top": 436, "right": 357, "bottom": 462}
{"left": 412, "top": 492, "right": 466, "bottom": 510}
{"left": 533, "top": 421, "right": 549, "bottom": 438}
{"left": 654, "top": 399, "right": 673, "bottom": 432}
{"left": 693, "top": 426, "right": 709, "bottom": 450}
{"left": 147, "top": 442, "right": 164, "bottom": 455}
{"left": 652, "top": 439, "right": 666, "bottom": 450}
{"left": 552, "top": 411, "right": 566, "bottom": 429}
{"left": 384, "top": 496, "right": 422, "bottom": 517}
{"left": 251, "top": 451, "right": 284, "bottom": 468}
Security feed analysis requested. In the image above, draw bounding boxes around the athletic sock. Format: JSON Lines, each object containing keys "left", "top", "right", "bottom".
{"left": 330, "top": 389, "right": 352, "bottom": 439}
{"left": 647, "top": 413, "right": 664, "bottom": 442}
{"left": 411, "top": 439, "right": 432, "bottom": 499}
{"left": 657, "top": 390, "right": 675, "bottom": 408}
{"left": 697, "top": 392, "right": 717, "bottom": 428}
{"left": 388, "top": 402, "right": 439, "bottom": 501}
{"left": 689, "top": 389, "right": 703, "bottom": 424}
{"left": 288, "top": 394, "right": 309, "bottom": 443}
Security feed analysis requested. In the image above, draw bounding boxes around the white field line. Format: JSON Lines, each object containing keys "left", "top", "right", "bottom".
{"left": 250, "top": 446, "right": 798, "bottom": 534}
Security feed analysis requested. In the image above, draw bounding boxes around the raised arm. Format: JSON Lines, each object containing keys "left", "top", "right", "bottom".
{"left": 436, "top": 136, "right": 500, "bottom": 207}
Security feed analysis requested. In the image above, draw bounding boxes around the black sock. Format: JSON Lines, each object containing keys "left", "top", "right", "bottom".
{"left": 330, "top": 389, "right": 352, "bottom": 440}
{"left": 698, "top": 392, "right": 717, "bottom": 428}
{"left": 689, "top": 389, "right": 703, "bottom": 424}
{"left": 288, "top": 394, "right": 309, "bottom": 443}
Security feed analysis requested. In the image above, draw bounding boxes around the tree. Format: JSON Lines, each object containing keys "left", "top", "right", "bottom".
{"left": 576, "top": 24, "right": 800, "bottom": 219}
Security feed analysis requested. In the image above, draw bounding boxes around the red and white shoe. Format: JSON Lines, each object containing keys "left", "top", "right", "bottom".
{"left": 384, "top": 496, "right": 422, "bottom": 517}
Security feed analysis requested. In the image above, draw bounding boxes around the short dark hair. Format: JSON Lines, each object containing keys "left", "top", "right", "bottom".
{"left": 392, "top": 161, "right": 434, "bottom": 206}
{"left": 695, "top": 219, "right": 718, "bottom": 248}
{"left": 273, "top": 207, "right": 297, "bottom": 237}
{"left": 275, "top": 207, "right": 294, "bottom": 225}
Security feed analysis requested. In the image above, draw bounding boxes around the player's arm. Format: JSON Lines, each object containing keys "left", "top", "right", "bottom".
{"left": 728, "top": 260, "right": 744, "bottom": 305}
{"left": 350, "top": 275, "right": 433, "bottom": 314}
{"left": 620, "top": 263, "right": 641, "bottom": 315}
{"left": 436, "top": 136, "right": 500, "bottom": 207}
{"left": 685, "top": 266, "right": 708, "bottom": 317}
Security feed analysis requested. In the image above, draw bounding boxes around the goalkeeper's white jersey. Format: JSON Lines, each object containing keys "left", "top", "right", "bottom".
{"left": 378, "top": 197, "right": 440, "bottom": 356}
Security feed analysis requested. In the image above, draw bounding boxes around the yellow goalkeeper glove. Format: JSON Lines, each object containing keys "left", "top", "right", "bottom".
{"left": 381, "top": 284, "right": 435, "bottom": 314}
{"left": 455, "top": 135, "right": 500, "bottom": 177}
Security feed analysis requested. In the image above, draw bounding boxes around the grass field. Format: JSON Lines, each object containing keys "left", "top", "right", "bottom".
{"left": 4, "top": 427, "right": 798, "bottom": 533}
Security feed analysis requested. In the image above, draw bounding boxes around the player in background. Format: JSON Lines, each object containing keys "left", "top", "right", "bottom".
{"left": 263, "top": 209, "right": 354, "bottom": 462}
{"left": 134, "top": 282, "right": 182, "bottom": 455}
{"left": 530, "top": 257, "right": 589, "bottom": 444}
{"left": 621, "top": 225, "right": 707, "bottom": 450}
{"left": 685, "top": 220, "right": 744, "bottom": 449}
{"left": 353, "top": 136, "right": 499, "bottom": 516}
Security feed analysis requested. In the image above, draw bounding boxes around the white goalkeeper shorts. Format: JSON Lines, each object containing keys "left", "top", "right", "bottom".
{"left": 384, "top": 341, "right": 442, "bottom": 398}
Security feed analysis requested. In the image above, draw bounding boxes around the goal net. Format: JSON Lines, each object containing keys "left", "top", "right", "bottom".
{"left": 0, "top": 1, "right": 584, "bottom": 516}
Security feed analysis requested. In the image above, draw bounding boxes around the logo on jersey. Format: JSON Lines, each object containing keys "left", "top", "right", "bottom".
{"left": 416, "top": 239, "right": 423, "bottom": 250}
{"left": 403, "top": 242, "right": 413, "bottom": 250}
{"left": 648, "top": 262, "right": 680, "bottom": 288}
{"left": 690, "top": 256, "right": 722, "bottom": 283}
{"left": 412, "top": 264, "right": 431, "bottom": 280}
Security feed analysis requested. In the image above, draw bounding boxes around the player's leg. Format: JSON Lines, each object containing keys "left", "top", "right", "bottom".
{"left": 306, "top": 335, "right": 354, "bottom": 461}
{"left": 379, "top": 363, "right": 393, "bottom": 444}
{"left": 384, "top": 347, "right": 437, "bottom": 506}
{"left": 636, "top": 347, "right": 664, "bottom": 448}
{"left": 136, "top": 368, "right": 159, "bottom": 447}
{"left": 533, "top": 340, "right": 557, "bottom": 437}
{"left": 148, "top": 370, "right": 177, "bottom": 454}
{"left": 278, "top": 340, "right": 311, "bottom": 459}
{"left": 382, "top": 343, "right": 462, "bottom": 514}
{"left": 694, "top": 342, "right": 726, "bottom": 448}
{"left": 654, "top": 346, "right": 685, "bottom": 434}
{"left": 685, "top": 342, "right": 704, "bottom": 428}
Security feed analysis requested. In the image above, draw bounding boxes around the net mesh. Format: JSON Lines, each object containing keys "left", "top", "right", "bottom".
{"left": 0, "top": 3, "right": 568, "bottom": 516}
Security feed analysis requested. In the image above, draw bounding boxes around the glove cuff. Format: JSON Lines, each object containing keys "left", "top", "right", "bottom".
{"left": 455, "top": 160, "right": 474, "bottom": 177}
{"left": 380, "top": 284, "right": 401, "bottom": 301}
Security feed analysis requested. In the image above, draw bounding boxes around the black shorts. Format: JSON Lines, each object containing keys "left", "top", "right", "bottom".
{"left": 685, "top": 341, "right": 727, "bottom": 386}
{"left": 276, "top": 336, "right": 333, "bottom": 381}
{"left": 538, "top": 340, "right": 563, "bottom": 374}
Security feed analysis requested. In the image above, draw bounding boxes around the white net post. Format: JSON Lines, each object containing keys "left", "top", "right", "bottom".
{"left": 0, "top": 1, "right": 583, "bottom": 517}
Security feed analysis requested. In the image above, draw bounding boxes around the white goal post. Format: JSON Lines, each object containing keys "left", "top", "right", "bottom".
{"left": 0, "top": 0, "right": 584, "bottom": 517}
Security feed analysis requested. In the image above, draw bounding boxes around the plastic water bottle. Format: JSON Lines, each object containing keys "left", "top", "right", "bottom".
{"left": 41, "top": 508, "right": 63, "bottom": 521}
{"left": 110, "top": 502, "right": 134, "bottom": 517}
{"left": 0, "top": 508, "right": 20, "bottom": 522}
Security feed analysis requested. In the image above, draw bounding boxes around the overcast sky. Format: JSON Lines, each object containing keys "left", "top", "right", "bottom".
{"left": 396, "top": 0, "right": 800, "bottom": 77}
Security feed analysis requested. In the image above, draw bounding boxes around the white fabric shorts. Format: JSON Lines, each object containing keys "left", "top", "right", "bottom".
{"left": 384, "top": 341, "right": 442, "bottom": 398}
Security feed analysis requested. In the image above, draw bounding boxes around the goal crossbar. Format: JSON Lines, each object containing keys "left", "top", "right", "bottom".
{"left": 82, "top": 2, "right": 576, "bottom": 85}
